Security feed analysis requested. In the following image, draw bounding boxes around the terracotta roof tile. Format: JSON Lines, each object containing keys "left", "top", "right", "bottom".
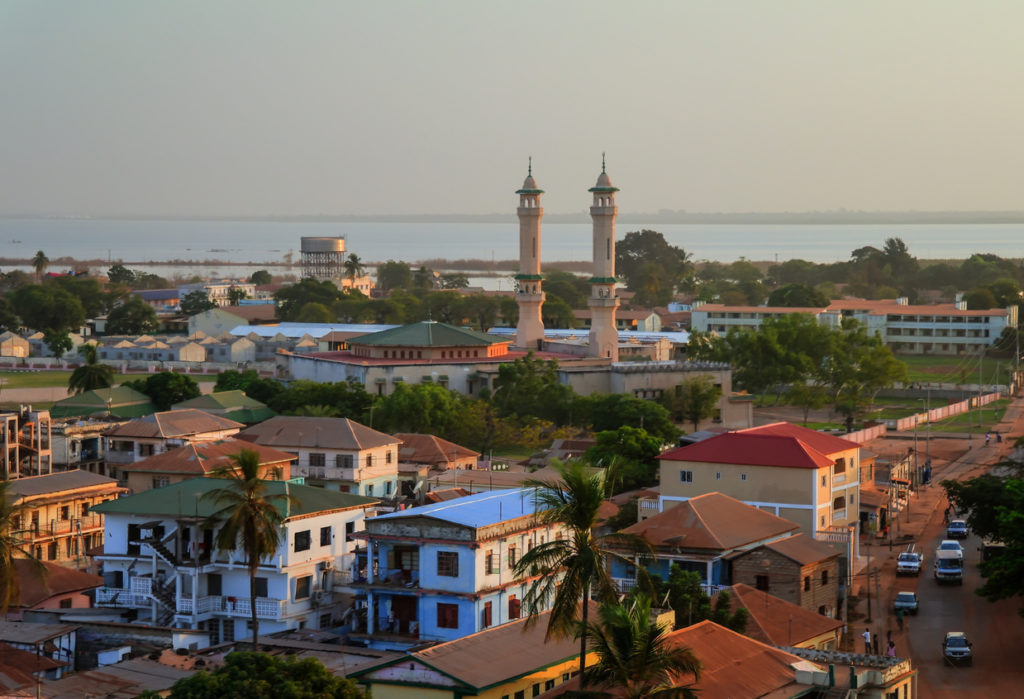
{"left": 715, "top": 584, "right": 844, "bottom": 647}
{"left": 104, "top": 409, "right": 244, "bottom": 439}
{"left": 237, "top": 416, "right": 399, "bottom": 451}
{"left": 761, "top": 533, "right": 841, "bottom": 565}
{"left": 121, "top": 438, "right": 296, "bottom": 475}
{"left": 11, "top": 561, "right": 103, "bottom": 608}
{"left": 658, "top": 422, "right": 858, "bottom": 469}
{"left": 394, "top": 433, "right": 480, "bottom": 464}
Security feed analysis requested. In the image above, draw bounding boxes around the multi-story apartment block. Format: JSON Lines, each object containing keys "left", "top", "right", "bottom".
{"left": 5, "top": 470, "right": 125, "bottom": 566}
{"left": 92, "top": 478, "right": 377, "bottom": 642}
{"left": 50, "top": 416, "right": 126, "bottom": 477}
{"left": 691, "top": 298, "right": 1018, "bottom": 356}
{"left": 1, "top": 407, "right": 52, "bottom": 479}
{"left": 177, "top": 280, "right": 257, "bottom": 308}
{"left": 103, "top": 410, "right": 244, "bottom": 480}
{"left": 657, "top": 422, "right": 862, "bottom": 539}
{"left": 237, "top": 416, "right": 400, "bottom": 498}
{"left": 350, "top": 488, "right": 565, "bottom": 651}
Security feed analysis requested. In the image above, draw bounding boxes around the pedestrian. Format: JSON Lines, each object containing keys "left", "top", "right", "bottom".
{"left": 997, "top": 433, "right": 1003, "bottom": 444}
{"left": 862, "top": 628, "right": 872, "bottom": 654}
{"left": 873, "top": 633, "right": 880, "bottom": 655}
{"left": 887, "top": 640, "right": 896, "bottom": 658}
{"left": 985, "top": 432, "right": 991, "bottom": 446}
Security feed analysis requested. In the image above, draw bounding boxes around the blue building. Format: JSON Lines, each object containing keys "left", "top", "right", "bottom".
{"left": 350, "top": 488, "right": 564, "bottom": 651}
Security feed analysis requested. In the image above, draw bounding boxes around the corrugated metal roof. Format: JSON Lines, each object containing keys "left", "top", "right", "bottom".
{"left": 103, "top": 409, "right": 244, "bottom": 439}
{"left": 373, "top": 488, "right": 538, "bottom": 529}
{"left": 718, "top": 584, "right": 844, "bottom": 647}
{"left": 229, "top": 322, "right": 399, "bottom": 339}
{"left": 7, "top": 470, "right": 121, "bottom": 498}
{"left": 352, "top": 321, "right": 507, "bottom": 347}
{"left": 121, "top": 439, "right": 295, "bottom": 476}
{"left": 762, "top": 532, "right": 841, "bottom": 565}
{"left": 658, "top": 423, "right": 857, "bottom": 470}
{"left": 237, "top": 416, "right": 398, "bottom": 450}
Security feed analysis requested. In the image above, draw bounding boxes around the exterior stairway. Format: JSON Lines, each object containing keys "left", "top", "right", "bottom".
{"left": 150, "top": 577, "right": 177, "bottom": 627}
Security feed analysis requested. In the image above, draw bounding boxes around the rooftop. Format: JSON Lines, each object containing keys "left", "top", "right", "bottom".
{"left": 658, "top": 422, "right": 859, "bottom": 469}
{"left": 11, "top": 561, "right": 104, "bottom": 608}
{"left": 372, "top": 488, "right": 540, "bottom": 529}
{"left": 91, "top": 477, "right": 377, "bottom": 519}
{"left": 119, "top": 438, "right": 296, "bottom": 476}
{"left": 237, "top": 416, "right": 399, "bottom": 451}
{"left": 5, "top": 470, "right": 121, "bottom": 499}
{"left": 103, "top": 409, "right": 244, "bottom": 439}
{"left": 715, "top": 584, "right": 844, "bottom": 647}
{"left": 351, "top": 320, "right": 509, "bottom": 348}
{"left": 394, "top": 433, "right": 480, "bottom": 464}
{"left": 761, "top": 532, "right": 841, "bottom": 565}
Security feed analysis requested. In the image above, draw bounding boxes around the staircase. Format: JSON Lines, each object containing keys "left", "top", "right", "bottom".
{"left": 144, "top": 538, "right": 179, "bottom": 567}
{"left": 150, "top": 577, "right": 177, "bottom": 627}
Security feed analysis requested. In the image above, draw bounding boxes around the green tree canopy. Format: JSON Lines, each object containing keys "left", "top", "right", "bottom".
{"left": 582, "top": 393, "right": 679, "bottom": 444}
{"left": 274, "top": 279, "right": 344, "bottom": 321}
{"left": 250, "top": 270, "right": 273, "bottom": 285}
{"left": 586, "top": 426, "right": 664, "bottom": 491}
{"left": 126, "top": 371, "right": 201, "bottom": 411}
{"left": 107, "top": 263, "right": 136, "bottom": 285}
{"left": 492, "top": 353, "right": 575, "bottom": 424}
{"left": 163, "top": 650, "right": 366, "bottom": 698}
{"left": 372, "top": 382, "right": 468, "bottom": 437}
{"left": 376, "top": 260, "right": 413, "bottom": 291}
{"left": 766, "top": 283, "right": 829, "bottom": 308}
{"left": 180, "top": 290, "right": 218, "bottom": 316}
{"left": 68, "top": 344, "right": 115, "bottom": 395}
{"left": 32, "top": 250, "right": 49, "bottom": 279}
{"left": 616, "top": 230, "right": 692, "bottom": 307}
{"left": 106, "top": 296, "right": 160, "bottom": 335}
{"left": 266, "top": 379, "right": 373, "bottom": 419}
{"left": 660, "top": 375, "right": 722, "bottom": 432}
{"left": 10, "top": 284, "right": 86, "bottom": 333}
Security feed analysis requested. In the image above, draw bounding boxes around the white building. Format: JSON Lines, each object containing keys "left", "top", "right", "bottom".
{"left": 93, "top": 477, "right": 377, "bottom": 643}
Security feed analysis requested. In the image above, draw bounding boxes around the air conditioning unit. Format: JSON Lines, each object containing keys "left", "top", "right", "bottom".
{"left": 318, "top": 561, "right": 334, "bottom": 571}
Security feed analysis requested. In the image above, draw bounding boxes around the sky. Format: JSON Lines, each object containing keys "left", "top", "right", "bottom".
{"left": 2, "top": 1, "right": 1023, "bottom": 217}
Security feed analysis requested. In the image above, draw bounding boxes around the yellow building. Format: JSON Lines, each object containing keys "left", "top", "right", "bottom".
{"left": 657, "top": 422, "right": 862, "bottom": 539}
{"left": 351, "top": 604, "right": 597, "bottom": 699}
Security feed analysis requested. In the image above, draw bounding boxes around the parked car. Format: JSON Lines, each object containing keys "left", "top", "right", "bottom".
{"left": 897, "top": 549, "right": 923, "bottom": 576}
{"left": 943, "top": 631, "right": 973, "bottom": 666}
{"left": 947, "top": 519, "right": 969, "bottom": 539}
{"left": 894, "top": 591, "right": 919, "bottom": 615}
{"left": 937, "top": 539, "right": 964, "bottom": 557}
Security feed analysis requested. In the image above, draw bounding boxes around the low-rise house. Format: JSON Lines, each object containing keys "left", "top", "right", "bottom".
{"left": 49, "top": 386, "right": 155, "bottom": 421}
{"left": 0, "top": 621, "right": 77, "bottom": 679}
{"left": 237, "top": 416, "right": 400, "bottom": 497}
{"left": 0, "top": 330, "right": 30, "bottom": 357}
{"left": 92, "top": 478, "right": 377, "bottom": 641}
{"left": 188, "top": 304, "right": 277, "bottom": 337}
{"left": 118, "top": 438, "right": 296, "bottom": 493}
{"left": 713, "top": 583, "right": 844, "bottom": 650}
{"left": 132, "top": 288, "right": 180, "bottom": 311}
{"left": 657, "top": 422, "right": 863, "bottom": 538}
{"left": 394, "top": 433, "right": 479, "bottom": 470}
{"left": 351, "top": 488, "right": 566, "bottom": 650}
{"left": 730, "top": 533, "right": 841, "bottom": 617}
{"left": 5, "top": 470, "right": 125, "bottom": 566}
{"left": 103, "top": 410, "right": 245, "bottom": 476}
{"left": 172, "top": 390, "right": 276, "bottom": 424}
{"left": 178, "top": 280, "right": 258, "bottom": 309}
{"left": 351, "top": 604, "right": 597, "bottom": 699}
{"left": 5, "top": 560, "right": 104, "bottom": 620}
{"left": 613, "top": 492, "right": 800, "bottom": 595}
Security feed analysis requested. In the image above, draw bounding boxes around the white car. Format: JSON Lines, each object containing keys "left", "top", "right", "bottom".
{"left": 897, "top": 551, "right": 923, "bottom": 576}
{"left": 937, "top": 540, "right": 964, "bottom": 555}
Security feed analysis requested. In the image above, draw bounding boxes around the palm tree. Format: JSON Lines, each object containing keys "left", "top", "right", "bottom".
{"left": 1, "top": 480, "right": 45, "bottom": 614}
{"left": 202, "top": 449, "right": 298, "bottom": 649}
{"left": 32, "top": 250, "right": 48, "bottom": 280}
{"left": 343, "top": 254, "right": 365, "bottom": 281}
{"left": 579, "top": 595, "right": 702, "bottom": 698}
{"left": 67, "top": 343, "right": 115, "bottom": 395}
{"left": 514, "top": 459, "right": 650, "bottom": 688}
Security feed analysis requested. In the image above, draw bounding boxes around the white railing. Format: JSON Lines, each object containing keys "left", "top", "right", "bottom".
{"left": 131, "top": 577, "right": 153, "bottom": 596}
{"left": 612, "top": 577, "right": 637, "bottom": 594}
{"left": 175, "top": 595, "right": 285, "bottom": 620}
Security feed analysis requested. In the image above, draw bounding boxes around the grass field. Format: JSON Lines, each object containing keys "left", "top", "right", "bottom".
{"left": 0, "top": 370, "right": 217, "bottom": 390}
{"left": 898, "top": 354, "right": 1016, "bottom": 386}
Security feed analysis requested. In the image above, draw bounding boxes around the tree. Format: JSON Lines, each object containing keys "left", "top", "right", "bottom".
{"left": 544, "top": 270, "right": 590, "bottom": 309}
{"left": 943, "top": 461, "right": 1024, "bottom": 614}
{"left": 0, "top": 298, "right": 19, "bottom": 333}
{"left": 514, "top": 460, "right": 650, "bottom": 688}
{"left": 583, "top": 393, "right": 679, "bottom": 444}
{"left": 616, "top": 230, "right": 692, "bottom": 307}
{"left": 126, "top": 371, "right": 201, "bottom": 411}
{"left": 250, "top": 270, "right": 272, "bottom": 286}
{"left": 343, "top": 253, "right": 366, "bottom": 282}
{"left": 963, "top": 286, "right": 998, "bottom": 310}
{"left": 661, "top": 375, "right": 722, "bottom": 431}
{"left": 274, "top": 279, "right": 344, "bottom": 321}
{"left": 203, "top": 451, "right": 298, "bottom": 650}
{"left": 107, "top": 263, "right": 136, "bottom": 286}
{"left": 440, "top": 272, "right": 470, "bottom": 289}
{"left": 492, "top": 353, "right": 575, "bottom": 424}
{"left": 68, "top": 344, "right": 115, "bottom": 395}
{"left": 0, "top": 480, "right": 46, "bottom": 614}
{"left": 106, "top": 296, "right": 159, "bottom": 335}
{"left": 372, "top": 383, "right": 468, "bottom": 438}
{"left": 43, "top": 328, "right": 74, "bottom": 359}
{"left": 541, "top": 294, "right": 577, "bottom": 328}
{"left": 296, "top": 302, "right": 334, "bottom": 323}
{"left": 227, "top": 286, "right": 248, "bottom": 305}
{"left": 163, "top": 650, "right": 366, "bottom": 698}
{"left": 180, "top": 290, "right": 218, "bottom": 316}
{"left": 265, "top": 379, "right": 372, "bottom": 419}
{"left": 376, "top": 260, "right": 413, "bottom": 291}
{"left": 32, "top": 250, "right": 48, "bottom": 279}
{"left": 579, "top": 595, "right": 701, "bottom": 698}
{"left": 586, "top": 426, "right": 664, "bottom": 491}
{"left": 766, "top": 283, "right": 829, "bottom": 308}
{"left": 643, "top": 565, "right": 748, "bottom": 632}
{"left": 10, "top": 285, "right": 86, "bottom": 334}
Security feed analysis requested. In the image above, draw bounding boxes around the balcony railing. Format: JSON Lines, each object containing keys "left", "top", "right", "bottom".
{"left": 24, "top": 514, "right": 104, "bottom": 538}
{"left": 99, "top": 585, "right": 286, "bottom": 621}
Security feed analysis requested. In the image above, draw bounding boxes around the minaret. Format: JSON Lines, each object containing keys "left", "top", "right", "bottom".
{"left": 587, "top": 154, "right": 620, "bottom": 360}
{"left": 515, "top": 158, "right": 545, "bottom": 349}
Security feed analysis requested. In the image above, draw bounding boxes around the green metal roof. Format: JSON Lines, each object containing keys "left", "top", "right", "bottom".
{"left": 172, "top": 390, "right": 277, "bottom": 424}
{"left": 350, "top": 321, "right": 507, "bottom": 348}
{"left": 49, "top": 386, "right": 156, "bottom": 419}
{"left": 91, "top": 477, "right": 378, "bottom": 519}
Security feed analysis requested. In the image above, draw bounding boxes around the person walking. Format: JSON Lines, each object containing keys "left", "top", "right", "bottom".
{"left": 862, "top": 628, "right": 872, "bottom": 654}
{"left": 986, "top": 432, "right": 991, "bottom": 446}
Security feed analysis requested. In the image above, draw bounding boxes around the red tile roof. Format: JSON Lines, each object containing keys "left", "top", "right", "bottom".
{"left": 394, "top": 433, "right": 480, "bottom": 465}
{"left": 761, "top": 533, "right": 840, "bottom": 565}
{"left": 12, "top": 560, "right": 103, "bottom": 608}
{"left": 120, "top": 438, "right": 296, "bottom": 475}
{"left": 715, "top": 584, "right": 844, "bottom": 648}
{"left": 658, "top": 422, "right": 858, "bottom": 469}
{"left": 620, "top": 492, "right": 799, "bottom": 550}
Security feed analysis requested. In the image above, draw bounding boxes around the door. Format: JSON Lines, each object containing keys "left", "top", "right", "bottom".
{"left": 391, "top": 596, "right": 417, "bottom": 634}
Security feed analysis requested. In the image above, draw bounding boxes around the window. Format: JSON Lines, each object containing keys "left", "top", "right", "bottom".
{"left": 509, "top": 596, "right": 521, "bottom": 619}
{"left": 740, "top": 473, "right": 747, "bottom": 481}
{"left": 319, "top": 613, "right": 331, "bottom": 629}
{"left": 849, "top": 494, "right": 855, "bottom": 505}
{"left": 437, "top": 602, "right": 458, "bottom": 629}
{"left": 294, "top": 530, "right": 311, "bottom": 552}
{"left": 139, "top": 443, "right": 155, "bottom": 456}
{"left": 545, "top": 679, "right": 556, "bottom": 690}
{"left": 533, "top": 683, "right": 541, "bottom": 697}
{"left": 320, "top": 526, "right": 332, "bottom": 546}
{"left": 821, "top": 475, "right": 827, "bottom": 487}
{"left": 679, "top": 470, "right": 693, "bottom": 483}
{"left": 295, "top": 575, "right": 312, "bottom": 600}
{"left": 365, "top": 454, "right": 373, "bottom": 468}
{"left": 485, "top": 550, "right": 498, "bottom": 574}
{"left": 437, "top": 551, "right": 459, "bottom": 577}
{"left": 366, "top": 484, "right": 374, "bottom": 496}
{"left": 818, "top": 605, "right": 827, "bottom": 616}
{"left": 60, "top": 506, "right": 70, "bottom": 520}
{"left": 207, "top": 573, "right": 222, "bottom": 596}
{"left": 152, "top": 477, "right": 170, "bottom": 489}
{"left": 386, "top": 450, "right": 392, "bottom": 464}
{"left": 832, "top": 496, "right": 845, "bottom": 511}
{"left": 59, "top": 598, "right": 72, "bottom": 608}
{"left": 482, "top": 601, "right": 492, "bottom": 628}
{"left": 254, "top": 577, "right": 268, "bottom": 598}
{"left": 515, "top": 690, "right": 525, "bottom": 699}
{"left": 755, "top": 575, "right": 770, "bottom": 591}
{"left": 336, "top": 454, "right": 353, "bottom": 469}
{"left": 345, "top": 521, "right": 355, "bottom": 543}
{"left": 715, "top": 472, "right": 721, "bottom": 480}
{"left": 81, "top": 503, "right": 90, "bottom": 517}
{"left": 821, "top": 570, "right": 829, "bottom": 585}
{"left": 833, "top": 457, "right": 846, "bottom": 474}
{"left": 309, "top": 452, "right": 326, "bottom": 467}
{"left": 508, "top": 545, "right": 517, "bottom": 569}
{"left": 803, "top": 576, "right": 811, "bottom": 592}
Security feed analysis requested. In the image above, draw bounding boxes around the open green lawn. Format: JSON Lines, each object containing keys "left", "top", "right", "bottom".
{"left": 0, "top": 370, "right": 216, "bottom": 390}
{"left": 897, "top": 354, "right": 1015, "bottom": 386}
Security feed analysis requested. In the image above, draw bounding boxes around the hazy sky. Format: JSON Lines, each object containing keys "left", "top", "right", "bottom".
{"left": 2, "top": 1, "right": 1023, "bottom": 217}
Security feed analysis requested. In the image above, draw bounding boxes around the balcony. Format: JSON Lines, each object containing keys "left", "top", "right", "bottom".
{"left": 177, "top": 595, "right": 286, "bottom": 621}
{"left": 24, "top": 514, "right": 104, "bottom": 539}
